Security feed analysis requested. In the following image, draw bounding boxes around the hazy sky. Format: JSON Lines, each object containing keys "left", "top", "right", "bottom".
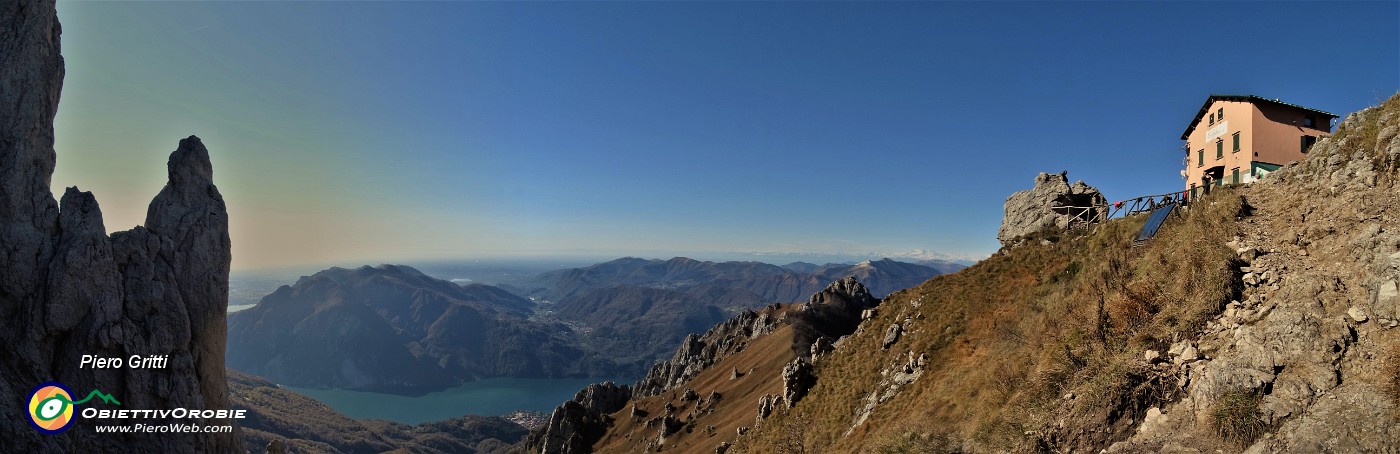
{"left": 50, "top": 1, "right": 1398, "bottom": 270}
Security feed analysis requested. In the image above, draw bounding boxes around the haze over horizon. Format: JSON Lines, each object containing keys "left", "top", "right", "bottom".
{"left": 48, "top": 1, "right": 1398, "bottom": 270}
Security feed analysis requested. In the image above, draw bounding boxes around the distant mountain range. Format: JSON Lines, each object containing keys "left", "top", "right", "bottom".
{"left": 524, "top": 256, "right": 957, "bottom": 303}
{"left": 528, "top": 257, "right": 959, "bottom": 372}
{"left": 226, "top": 265, "right": 616, "bottom": 394}
{"left": 225, "top": 257, "right": 962, "bottom": 393}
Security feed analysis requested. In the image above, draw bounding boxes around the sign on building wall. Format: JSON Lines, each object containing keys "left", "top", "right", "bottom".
{"left": 1206, "top": 121, "right": 1228, "bottom": 141}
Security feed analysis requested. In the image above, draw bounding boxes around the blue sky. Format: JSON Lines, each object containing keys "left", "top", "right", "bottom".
{"left": 51, "top": 1, "right": 1398, "bottom": 270}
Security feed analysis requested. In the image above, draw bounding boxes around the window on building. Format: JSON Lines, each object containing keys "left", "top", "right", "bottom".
{"left": 1231, "top": 167, "right": 1239, "bottom": 184}
{"left": 1303, "top": 116, "right": 1316, "bottom": 128}
{"left": 1209, "top": 113, "right": 1215, "bottom": 125}
{"left": 1216, "top": 139, "right": 1223, "bottom": 159}
{"left": 1232, "top": 132, "right": 1240, "bottom": 152}
{"left": 1218, "top": 108, "right": 1224, "bottom": 120}
{"left": 1301, "top": 135, "right": 1317, "bottom": 153}
{"left": 1198, "top": 150, "right": 1204, "bottom": 167}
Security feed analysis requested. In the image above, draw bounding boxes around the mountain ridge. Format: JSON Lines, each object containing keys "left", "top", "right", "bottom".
{"left": 227, "top": 264, "right": 610, "bottom": 394}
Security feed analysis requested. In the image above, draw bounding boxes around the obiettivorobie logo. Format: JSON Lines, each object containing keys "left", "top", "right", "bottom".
{"left": 26, "top": 382, "right": 121, "bottom": 434}
{"left": 26, "top": 380, "right": 247, "bottom": 435}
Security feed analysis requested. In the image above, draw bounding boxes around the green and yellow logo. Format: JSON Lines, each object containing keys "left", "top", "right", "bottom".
{"left": 26, "top": 382, "right": 120, "bottom": 434}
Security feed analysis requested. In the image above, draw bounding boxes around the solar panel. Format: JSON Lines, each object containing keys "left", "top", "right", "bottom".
{"left": 1133, "top": 202, "right": 1176, "bottom": 246}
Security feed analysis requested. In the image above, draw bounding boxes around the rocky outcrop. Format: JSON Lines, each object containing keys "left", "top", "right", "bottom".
{"left": 12, "top": 143, "right": 241, "bottom": 451}
{"left": 0, "top": 7, "right": 240, "bottom": 451}
{"left": 847, "top": 351, "right": 927, "bottom": 435}
{"left": 790, "top": 277, "right": 881, "bottom": 357}
{"left": 997, "top": 171, "right": 1106, "bottom": 246}
{"left": 0, "top": 3, "right": 240, "bottom": 450}
{"left": 781, "top": 359, "right": 815, "bottom": 408}
{"left": 755, "top": 393, "right": 781, "bottom": 423}
{"left": 633, "top": 309, "right": 780, "bottom": 397}
{"left": 522, "top": 381, "right": 632, "bottom": 454}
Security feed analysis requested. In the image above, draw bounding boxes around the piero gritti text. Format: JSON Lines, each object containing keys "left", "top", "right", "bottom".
{"left": 80, "top": 354, "right": 169, "bottom": 369}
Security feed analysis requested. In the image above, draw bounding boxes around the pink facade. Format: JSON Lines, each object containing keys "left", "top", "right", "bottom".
{"left": 1180, "top": 95, "right": 1335, "bottom": 195}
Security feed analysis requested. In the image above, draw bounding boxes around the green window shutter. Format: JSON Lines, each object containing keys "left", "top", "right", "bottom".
{"left": 1217, "top": 140, "right": 1223, "bottom": 158}
{"left": 1232, "top": 132, "right": 1240, "bottom": 151}
{"left": 1232, "top": 168, "right": 1239, "bottom": 184}
{"left": 1198, "top": 150, "right": 1203, "bottom": 166}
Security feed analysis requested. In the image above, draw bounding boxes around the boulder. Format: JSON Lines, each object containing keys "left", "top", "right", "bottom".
{"left": 882, "top": 323, "right": 903, "bottom": 349}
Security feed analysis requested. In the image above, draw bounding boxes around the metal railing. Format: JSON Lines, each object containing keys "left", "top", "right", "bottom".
{"left": 1049, "top": 205, "right": 1107, "bottom": 230}
{"left": 1047, "top": 189, "right": 1194, "bottom": 232}
{"left": 1106, "top": 190, "right": 1191, "bottom": 219}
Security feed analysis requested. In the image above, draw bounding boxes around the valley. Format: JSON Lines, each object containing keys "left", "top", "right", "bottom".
{"left": 225, "top": 257, "right": 955, "bottom": 395}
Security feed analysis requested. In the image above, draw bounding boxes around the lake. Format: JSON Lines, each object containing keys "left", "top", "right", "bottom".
{"left": 285, "top": 377, "right": 632, "bottom": 424}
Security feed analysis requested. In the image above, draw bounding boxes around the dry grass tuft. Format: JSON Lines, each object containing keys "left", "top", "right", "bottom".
{"left": 1211, "top": 390, "right": 1266, "bottom": 446}
{"left": 1384, "top": 343, "right": 1400, "bottom": 405}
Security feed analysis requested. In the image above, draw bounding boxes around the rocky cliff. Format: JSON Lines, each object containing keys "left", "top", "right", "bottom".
{"left": 0, "top": 1, "right": 241, "bottom": 450}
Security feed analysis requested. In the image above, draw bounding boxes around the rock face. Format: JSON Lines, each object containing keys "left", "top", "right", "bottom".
{"left": 0, "top": 3, "right": 240, "bottom": 450}
{"left": 997, "top": 171, "right": 1106, "bottom": 246}
{"left": 522, "top": 381, "right": 633, "bottom": 454}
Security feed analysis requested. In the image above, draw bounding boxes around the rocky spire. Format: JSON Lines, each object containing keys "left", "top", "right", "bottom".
{"left": 0, "top": 1, "right": 241, "bottom": 451}
{"left": 0, "top": 0, "right": 64, "bottom": 325}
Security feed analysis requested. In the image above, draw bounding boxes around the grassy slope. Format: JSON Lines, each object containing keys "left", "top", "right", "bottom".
{"left": 737, "top": 191, "right": 1245, "bottom": 452}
